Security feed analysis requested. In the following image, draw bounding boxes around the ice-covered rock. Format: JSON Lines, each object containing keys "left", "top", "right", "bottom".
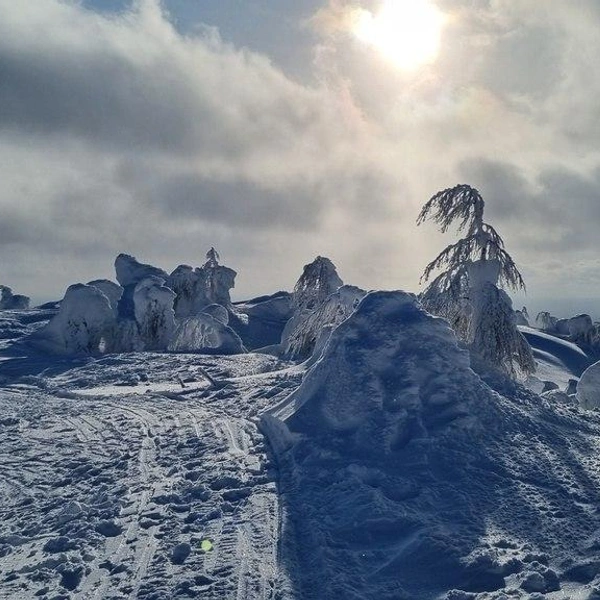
{"left": 281, "top": 284, "right": 366, "bottom": 361}
{"left": 114, "top": 253, "right": 168, "bottom": 288}
{"left": 168, "top": 313, "right": 246, "bottom": 354}
{"left": 292, "top": 256, "right": 343, "bottom": 312}
{"left": 132, "top": 277, "right": 176, "bottom": 351}
{"left": 577, "top": 360, "right": 600, "bottom": 410}
{"left": 31, "top": 284, "right": 116, "bottom": 355}
{"left": 0, "top": 285, "right": 30, "bottom": 310}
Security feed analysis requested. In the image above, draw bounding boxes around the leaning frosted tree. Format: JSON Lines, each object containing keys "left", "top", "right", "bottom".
{"left": 417, "top": 184, "right": 534, "bottom": 377}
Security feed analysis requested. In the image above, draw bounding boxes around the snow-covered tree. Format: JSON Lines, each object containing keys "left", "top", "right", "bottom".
{"left": 417, "top": 184, "right": 534, "bottom": 377}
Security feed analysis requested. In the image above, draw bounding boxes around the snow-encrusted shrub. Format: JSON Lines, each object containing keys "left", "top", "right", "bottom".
{"left": 282, "top": 284, "right": 366, "bottom": 360}
{"left": 32, "top": 284, "right": 116, "bottom": 355}
{"left": 0, "top": 285, "right": 30, "bottom": 310}
{"left": 132, "top": 277, "right": 176, "bottom": 351}
{"left": 568, "top": 314, "right": 594, "bottom": 345}
{"left": 168, "top": 313, "right": 246, "bottom": 354}
{"left": 535, "top": 311, "right": 558, "bottom": 332}
{"left": 417, "top": 184, "right": 534, "bottom": 377}
{"left": 87, "top": 279, "right": 123, "bottom": 316}
{"left": 114, "top": 253, "right": 168, "bottom": 287}
{"left": 167, "top": 248, "right": 237, "bottom": 318}
{"left": 292, "top": 256, "right": 343, "bottom": 312}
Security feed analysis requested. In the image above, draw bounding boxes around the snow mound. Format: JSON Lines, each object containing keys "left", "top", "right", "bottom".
{"left": 114, "top": 253, "right": 168, "bottom": 287}
{"left": 577, "top": 360, "right": 600, "bottom": 410}
{"left": 0, "top": 285, "right": 30, "bottom": 310}
{"left": 263, "top": 291, "right": 600, "bottom": 599}
{"left": 270, "top": 291, "right": 479, "bottom": 447}
{"left": 168, "top": 313, "right": 246, "bottom": 354}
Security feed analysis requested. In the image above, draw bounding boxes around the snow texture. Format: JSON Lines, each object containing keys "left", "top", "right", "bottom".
{"left": 7, "top": 293, "right": 600, "bottom": 599}
{"left": 263, "top": 291, "right": 600, "bottom": 599}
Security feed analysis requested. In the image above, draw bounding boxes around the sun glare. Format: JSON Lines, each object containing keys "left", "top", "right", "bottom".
{"left": 352, "top": 0, "right": 446, "bottom": 71}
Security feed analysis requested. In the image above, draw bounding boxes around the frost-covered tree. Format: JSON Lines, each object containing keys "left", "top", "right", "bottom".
{"left": 417, "top": 184, "right": 534, "bottom": 377}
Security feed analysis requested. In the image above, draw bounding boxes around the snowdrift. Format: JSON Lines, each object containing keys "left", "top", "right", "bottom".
{"left": 263, "top": 291, "right": 600, "bottom": 599}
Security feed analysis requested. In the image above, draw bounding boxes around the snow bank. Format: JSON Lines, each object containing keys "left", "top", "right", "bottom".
{"left": 577, "top": 359, "right": 600, "bottom": 410}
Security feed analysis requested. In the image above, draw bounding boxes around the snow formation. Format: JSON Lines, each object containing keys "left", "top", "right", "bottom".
{"left": 0, "top": 285, "right": 30, "bottom": 310}
{"left": 291, "top": 256, "right": 343, "bottom": 312}
{"left": 264, "top": 291, "right": 600, "bottom": 599}
{"left": 169, "top": 314, "right": 246, "bottom": 354}
{"left": 281, "top": 284, "right": 365, "bottom": 360}
{"left": 31, "top": 283, "right": 116, "bottom": 355}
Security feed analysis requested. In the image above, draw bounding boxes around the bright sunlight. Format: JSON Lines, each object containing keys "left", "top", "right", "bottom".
{"left": 352, "top": 0, "right": 446, "bottom": 71}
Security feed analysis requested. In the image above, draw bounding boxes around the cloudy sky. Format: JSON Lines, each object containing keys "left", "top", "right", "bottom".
{"left": 1, "top": 0, "right": 599, "bottom": 315}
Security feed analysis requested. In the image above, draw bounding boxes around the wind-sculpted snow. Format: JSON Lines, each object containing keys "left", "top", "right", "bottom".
{"left": 29, "top": 283, "right": 116, "bottom": 355}
{"left": 263, "top": 291, "right": 600, "bottom": 599}
{"left": 168, "top": 314, "right": 246, "bottom": 354}
{"left": 114, "top": 254, "right": 169, "bottom": 288}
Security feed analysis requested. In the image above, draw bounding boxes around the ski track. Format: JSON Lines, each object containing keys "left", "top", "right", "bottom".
{"left": 0, "top": 353, "right": 300, "bottom": 599}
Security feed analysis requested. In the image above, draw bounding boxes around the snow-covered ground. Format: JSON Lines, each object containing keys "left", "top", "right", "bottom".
{"left": 3, "top": 303, "right": 600, "bottom": 599}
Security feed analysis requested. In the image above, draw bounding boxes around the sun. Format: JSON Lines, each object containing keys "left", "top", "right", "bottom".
{"left": 352, "top": 0, "right": 446, "bottom": 71}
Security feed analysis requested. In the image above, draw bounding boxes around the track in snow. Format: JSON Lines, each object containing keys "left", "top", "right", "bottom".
{"left": 0, "top": 352, "right": 301, "bottom": 599}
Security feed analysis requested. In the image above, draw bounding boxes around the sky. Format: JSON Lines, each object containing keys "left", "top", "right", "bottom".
{"left": 1, "top": 0, "right": 600, "bottom": 317}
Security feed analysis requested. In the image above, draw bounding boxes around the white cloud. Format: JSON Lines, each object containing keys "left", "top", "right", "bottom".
{"left": 0, "top": 0, "right": 600, "bottom": 308}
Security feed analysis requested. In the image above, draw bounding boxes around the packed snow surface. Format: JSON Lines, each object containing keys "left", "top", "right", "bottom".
{"left": 3, "top": 300, "right": 600, "bottom": 599}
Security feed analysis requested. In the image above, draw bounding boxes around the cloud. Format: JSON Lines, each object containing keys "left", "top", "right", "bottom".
{"left": 0, "top": 0, "right": 600, "bottom": 308}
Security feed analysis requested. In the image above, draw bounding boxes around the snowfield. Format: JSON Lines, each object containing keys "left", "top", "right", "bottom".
{"left": 3, "top": 299, "right": 600, "bottom": 599}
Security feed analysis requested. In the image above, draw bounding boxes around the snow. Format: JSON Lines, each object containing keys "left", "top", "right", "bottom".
{"left": 291, "top": 256, "right": 343, "bottom": 312}
{"left": 0, "top": 286, "right": 30, "bottom": 310}
{"left": 5, "top": 293, "right": 600, "bottom": 599}
{"left": 577, "top": 360, "right": 600, "bottom": 410}
{"left": 114, "top": 254, "right": 169, "bottom": 288}
{"left": 29, "top": 283, "right": 116, "bottom": 355}
{"left": 168, "top": 314, "right": 246, "bottom": 354}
